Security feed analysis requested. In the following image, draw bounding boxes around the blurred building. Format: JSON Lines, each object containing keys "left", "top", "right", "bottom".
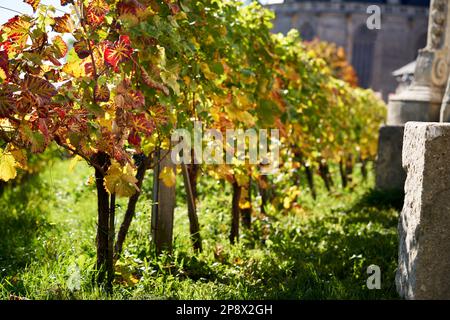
{"left": 266, "top": 0, "right": 430, "bottom": 100}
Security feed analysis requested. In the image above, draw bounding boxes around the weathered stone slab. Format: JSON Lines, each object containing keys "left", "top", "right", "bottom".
{"left": 375, "top": 125, "right": 406, "bottom": 190}
{"left": 397, "top": 122, "right": 450, "bottom": 299}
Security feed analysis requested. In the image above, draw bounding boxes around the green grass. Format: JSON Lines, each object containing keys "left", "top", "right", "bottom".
{"left": 0, "top": 158, "right": 401, "bottom": 300}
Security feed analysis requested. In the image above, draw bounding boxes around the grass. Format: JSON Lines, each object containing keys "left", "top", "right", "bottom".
{"left": 0, "top": 157, "right": 401, "bottom": 300}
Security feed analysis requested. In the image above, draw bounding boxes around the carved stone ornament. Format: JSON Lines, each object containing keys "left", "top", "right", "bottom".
{"left": 432, "top": 52, "right": 449, "bottom": 87}
{"left": 430, "top": 0, "right": 447, "bottom": 49}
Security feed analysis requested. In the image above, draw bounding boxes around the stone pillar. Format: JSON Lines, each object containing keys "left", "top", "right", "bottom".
{"left": 375, "top": 125, "right": 405, "bottom": 190}
{"left": 376, "top": 0, "right": 450, "bottom": 190}
{"left": 375, "top": 124, "right": 406, "bottom": 191}
{"left": 388, "top": 0, "right": 449, "bottom": 125}
{"left": 397, "top": 122, "right": 450, "bottom": 299}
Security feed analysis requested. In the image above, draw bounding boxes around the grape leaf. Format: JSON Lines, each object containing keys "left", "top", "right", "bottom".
{"left": 74, "top": 40, "right": 91, "bottom": 59}
{"left": 52, "top": 14, "right": 75, "bottom": 33}
{"left": 117, "top": 0, "right": 146, "bottom": 16}
{"left": 140, "top": 67, "right": 169, "bottom": 95}
{"left": 0, "top": 151, "right": 17, "bottom": 182}
{"left": 104, "top": 35, "right": 133, "bottom": 71}
{"left": 94, "top": 83, "right": 110, "bottom": 103}
{"left": 51, "top": 35, "right": 68, "bottom": 59}
{"left": 62, "top": 48, "right": 87, "bottom": 78}
{"left": 23, "top": 75, "right": 57, "bottom": 101}
{"left": 0, "top": 90, "right": 13, "bottom": 116}
{"left": 2, "top": 16, "right": 32, "bottom": 50}
{"left": 128, "top": 129, "right": 141, "bottom": 146}
{"left": 20, "top": 125, "right": 46, "bottom": 153}
{"left": 86, "top": 0, "right": 109, "bottom": 27}
{"left": 0, "top": 50, "right": 8, "bottom": 80}
{"left": 161, "top": 70, "right": 180, "bottom": 95}
{"left": 104, "top": 161, "right": 139, "bottom": 197}
{"left": 132, "top": 114, "right": 154, "bottom": 136}
{"left": 11, "top": 149, "right": 27, "bottom": 169}
{"left": 159, "top": 165, "right": 176, "bottom": 187}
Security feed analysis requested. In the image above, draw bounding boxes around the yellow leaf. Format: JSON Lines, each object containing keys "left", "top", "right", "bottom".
{"left": 183, "top": 75, "right": 191, "bottom": 87}
{"left": 104, "top": 161, "right": 139, "bottom": 197}
{"left": 0, "top": 119, "right": 13, "bottom": 132}
{"left": 62, "top": 49, "right": 86, "bottom": 78}
{"left": 200, "top": 63, "right": 216, "bottom": 81}
{"left": 0, "top": 151, "right": 17, "bottom": 181}
{"left": 283, "top": 196, "right": 291, "bottom": 209}
{"left": 86, "top": 175, "right": 95, "bottom": 186}
{"left": 239, "top": 201, "right": 251, "bottom": 210}
{"left": 161, "top": 70, "right": 180, "bottom": 95}
{"left": 159, "top": 166, "right": 176, "bottom": 188}
{"left": 235, "top": 171, "right": 249, "bottom": 187}
{"left": 0, "top": 68, "right": 6, "bottom": 81}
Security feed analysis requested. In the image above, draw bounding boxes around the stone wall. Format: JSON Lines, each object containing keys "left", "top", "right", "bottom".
{"left": 267, "top": 1, "right": 429, "bottom": 100}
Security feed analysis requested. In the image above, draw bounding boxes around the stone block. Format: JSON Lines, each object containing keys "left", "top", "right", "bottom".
{"left": 396, "top": 122, "right": 450, "bottom": 299}
{"left": 375, "top": 125, "right": 406, "bottom": 190}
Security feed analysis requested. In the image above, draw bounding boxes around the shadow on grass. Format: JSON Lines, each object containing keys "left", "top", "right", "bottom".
{"left": 0, "top": 175, "right": 52, "bottom": 279}
{"left": 230, "top": 188, "right": 402, "bottom": 299}
{"left": 124, "top": 186, "right": 404, "bottom": 300}
{"left": 352, "top": 188, "right": 404, "bottom": 211}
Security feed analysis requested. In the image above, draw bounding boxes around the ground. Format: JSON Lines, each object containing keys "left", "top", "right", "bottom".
{"left": 0, "top": 157, "right": 401, "bottom": 300}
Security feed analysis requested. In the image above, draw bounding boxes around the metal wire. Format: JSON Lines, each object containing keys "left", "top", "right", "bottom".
{"left": 0, "top": 4, "right": 68, "bottom": 16}
{"left": 0, "top": 5, "right": 24, "bottom": 15}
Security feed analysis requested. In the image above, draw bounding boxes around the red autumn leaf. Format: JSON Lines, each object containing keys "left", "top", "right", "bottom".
{"left": 52, "top": 107, "right": 66, "bottom": 119}
{"left": 38, "top": 118, "right": 50, "bottom": 140}
{"left": 86, "top": 10, "right": 105, "bottom": 27}
{"left": 169, "top": 3, "right": 180, "bottom": 15}
{"left": 163, "top": 0, "right": 180, "bottom": 15}
{"left": 87, "top": 0, "right": 110, "bottom": 17}
{"left": 23, "top": 75, "right": 57, "bottom": 101}
{"left": 52, "top": 14, "right": 75, "bottom": 33}
{"left": 94, "top": 83, "right": 110, "bottom": 103}
{"left": 0, "top": 50, "right": 8, "bottom": 79}
{"left": 128, "top": 129, "right": 141, "bottom": 146}
{"left": 117, "top": 0, "right": 145, "bottom": 16}
{"left": 104, "top": 35, "right": 133, "bottom": 71}
{"left": 129, "top": 90, "right": 145, "bottom": 109}
{"left": 86, "top": 0, "right": 110, "bottom": 27}
{"left": 74, "top": 40, "right": 91, "bottom": 59}
{"left": 0, "top": 41, "right": 11, "bottom": 54}
{"left": 132, "top": 113, "right": 154, "bottom": 136}
{"left": 60, "top": 0, "right": 73, "bottom": 5}
{"left": 84, "top": 62, "right": 94, "bottom": 77}
{"left": 65, "top": 109, "right": 89, "bottom": 133}
{"left": 23, "top": 0, "right": 40, "bottom": 12}
{"left": 2, "top": 16, "right": 32, "bottom": 50}
{"left": 46, "top": 55, "right": 62, "bottom": 67}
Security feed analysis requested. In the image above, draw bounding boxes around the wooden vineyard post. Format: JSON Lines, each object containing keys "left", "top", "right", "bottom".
{"left": 151, "top": 148, "right": 176, "bottom": 254}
